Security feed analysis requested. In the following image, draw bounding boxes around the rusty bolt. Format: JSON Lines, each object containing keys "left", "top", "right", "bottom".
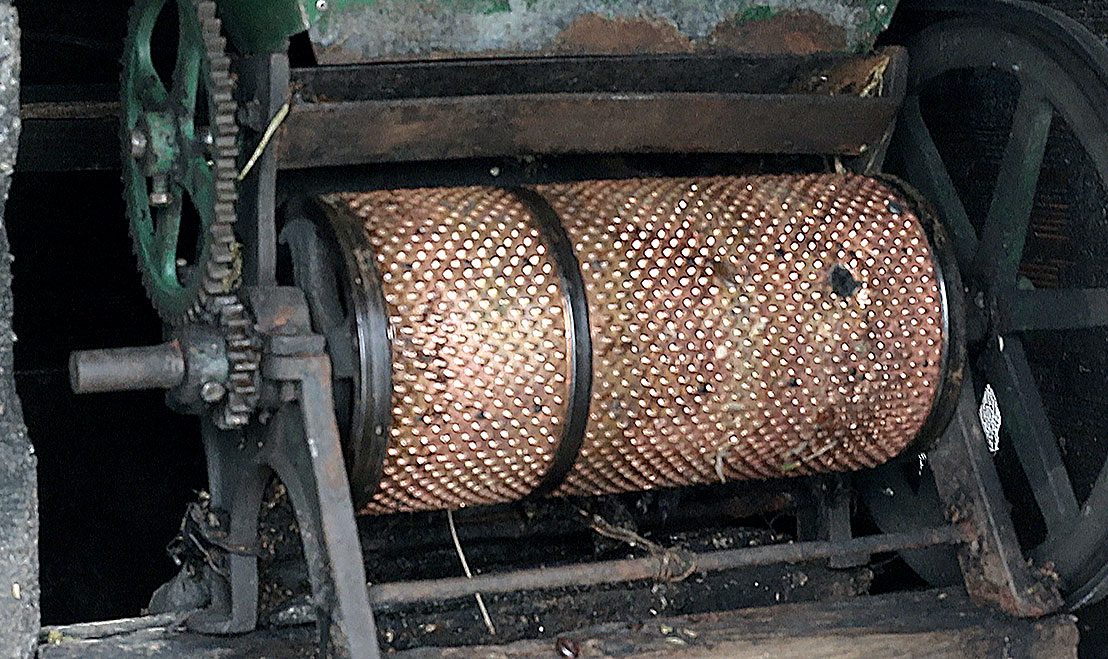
{"left": 555, "top": 637, "right": 580, "bottom": 658}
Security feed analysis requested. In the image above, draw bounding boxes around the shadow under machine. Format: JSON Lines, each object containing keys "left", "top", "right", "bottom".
{"left": 65, "top": 0, "right": 1108, "bottom": 655}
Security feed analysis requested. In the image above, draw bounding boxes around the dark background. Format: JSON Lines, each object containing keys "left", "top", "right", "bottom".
{"left": 13, "top": 0, "right": 206, "bottom": 624}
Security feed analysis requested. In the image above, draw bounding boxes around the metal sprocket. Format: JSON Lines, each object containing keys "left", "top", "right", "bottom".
{"left": 122, "top": 0, "right": 240, "bottom": 326}
{"left": 214, "top": 295, "right": 260, "bottom": 429}
{"left": 122, "top": 0, "right": 259, "bottom": 428}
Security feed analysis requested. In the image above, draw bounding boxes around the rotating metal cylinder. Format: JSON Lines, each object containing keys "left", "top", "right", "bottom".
{"left": 298, "top": 174, "right": 957, "bottom": 515}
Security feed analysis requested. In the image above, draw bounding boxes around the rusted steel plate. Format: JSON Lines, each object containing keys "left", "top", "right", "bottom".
{"left": 277, "top": 91, "right": 901, "bottom": 168}
{"left": 289, "top": 51, "right": 899, "bottom": 101}
{"left": 304, "top": 0, "right": 900, "bottom": 64}
{"left": 279, "top": 49, "right": 906, "bottom": 168}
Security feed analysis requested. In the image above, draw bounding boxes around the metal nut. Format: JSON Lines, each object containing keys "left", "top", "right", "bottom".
{"left": 149, "top": 191, "right": 171, "bottom": 207}
{"left": 130, "top": 129, "right": 148, "bottom": 160}
{"left": 200, "top": 381, "right": 227, "bottom": 403}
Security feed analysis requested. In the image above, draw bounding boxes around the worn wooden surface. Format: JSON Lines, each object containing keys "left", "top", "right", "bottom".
{"left": 38, "top": 588, "right": 1078, "bottom": 658}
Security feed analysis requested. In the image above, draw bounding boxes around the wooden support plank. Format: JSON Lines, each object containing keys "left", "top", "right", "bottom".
{"left": 38, "top": 589, "right": 1078, "bottom": 658}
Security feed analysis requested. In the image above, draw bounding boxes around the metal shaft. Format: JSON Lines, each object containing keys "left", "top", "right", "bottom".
{"left": 368, "top": 526, "right": 963, "bottom": 608}
{"left": 69, "top": 341, "right": 186, "bottom": 394}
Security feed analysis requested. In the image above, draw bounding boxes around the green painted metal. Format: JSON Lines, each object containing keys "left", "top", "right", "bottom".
{"left": 213, "top": 0, "right": 899, "bottom": 57}
{"left": 217, "top": 0, "right": 307, "bottom": 53}
{"left": 857, "top": 0, "right": 897, "bottom": 45}
{"left": 144, "top": 111, "right": 178, "bottom": 176}
{"left": 123, "top": 0, "right": 218, "bottom": 319}
{"left": 736, "top": 5, "right": 781, "bottom": 23}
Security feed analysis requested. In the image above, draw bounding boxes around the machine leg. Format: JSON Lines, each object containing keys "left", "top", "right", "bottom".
{"left": 928, "top": 379, "right": 1062, "bottom": 617}
{"left": 184, "top": 423, "right": 268, "bottom": 634}
{"left": 235, "top": 52, "right": 288, "bottom": 288}
{"left": 263, "top": 352, "right": 380, "bottom": 658}
{"left": 798, "top": 475, "right": 867, "bottom": 569}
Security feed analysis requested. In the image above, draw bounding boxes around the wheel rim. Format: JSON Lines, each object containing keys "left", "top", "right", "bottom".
{"left": 881, "top": 2, "right": 1108, "bottom": 607}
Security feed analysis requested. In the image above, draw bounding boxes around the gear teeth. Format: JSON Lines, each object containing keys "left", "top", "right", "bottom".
{"left": 211, "top": 296, "right": 261, "bottom": 430}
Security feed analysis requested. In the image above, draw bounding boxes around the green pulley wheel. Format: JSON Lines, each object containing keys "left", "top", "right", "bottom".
{"left": 122, "top": 0, "right": 240, "bottom": 324}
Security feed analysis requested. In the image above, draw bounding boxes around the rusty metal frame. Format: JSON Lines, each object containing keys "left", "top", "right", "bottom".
{"left": 928, "top": 382, "right": 1063, "bottom": 617}
{"left": 276, "top": 49, "right": 908, "bottom": 169}
{"left": 19, "top": 50, "right": 907, "bottom": 174}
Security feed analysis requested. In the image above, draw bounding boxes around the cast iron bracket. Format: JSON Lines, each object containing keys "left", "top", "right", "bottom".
{"left": 186, "top": 289, "right": 380, "bottom": 657}
{"left": 928, "top": 380, "right": 1063, "bottom": 616}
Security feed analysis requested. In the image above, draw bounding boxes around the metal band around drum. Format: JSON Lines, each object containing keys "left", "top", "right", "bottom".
{"left": 511, "top": 187, "right": 593, "bottom": 498}
{"left": 876, "top": 175, "right": 966, "bottom": 452}
{"left": 320, "top": 199, "right": 394, "bottom": 510}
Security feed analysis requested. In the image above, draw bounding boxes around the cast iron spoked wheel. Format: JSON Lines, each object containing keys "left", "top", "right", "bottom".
{"left": 863, "top": 0, "right": 1108, "bottom": 609}
{"left": 122, "top": 0, "right": 240, "bottom": 325}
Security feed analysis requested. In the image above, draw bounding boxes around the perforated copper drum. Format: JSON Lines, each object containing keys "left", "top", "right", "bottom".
{"left": 542, "top": 176, "right": 947, "bottom": 496}
{"left": 321, "top": 174, "right": 952, "bottom": 515}
{"left": 326, "top": 188, "right": 580, "bottom": 514}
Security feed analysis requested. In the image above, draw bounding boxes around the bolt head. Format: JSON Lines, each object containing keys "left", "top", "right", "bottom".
{"left": 316, "top": 0, "right": 328, "bottom": 10}
{"left": 130, "top": 130, "right": 148, "bottom": 159}
{"left": 200, "top": 381, "right": 226, "bottom": 403}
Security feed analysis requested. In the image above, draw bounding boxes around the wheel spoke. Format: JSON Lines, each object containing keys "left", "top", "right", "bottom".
{"left": 896, "top": 95, "right": 978, "bottom": 273}
{"left": 1034, "top": 455, "right": 1108, "bottom": 586}
{"left": 1002, "top": 288, "right": 1108, "bottom": 332}
{"left": 173, "top": 36, "right": 202, "bottom": 119}
{"left": 181, "top": 154, "right": 215, "bottom": 213}
{"left": 129, "top": 0, "right": 170, "bottom": 108}
{"left": 980, "top": 336, "right": 1079, "bottom": 536}
{"left": 970, "top": 88, "right": 1053, "bottom": 283}
{"left": 152, "top": 204, "right": 183, "bottom": 283}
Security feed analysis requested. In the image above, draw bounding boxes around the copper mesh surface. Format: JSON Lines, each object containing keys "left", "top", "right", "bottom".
{"left": 541, "top": 176, "right": 945, "bottom": 496}
{"left": 329, "top": 189, "right": 573, "bottom": 514}
{"left": 326, "top": 174, "right": 947, "bottom": 512}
